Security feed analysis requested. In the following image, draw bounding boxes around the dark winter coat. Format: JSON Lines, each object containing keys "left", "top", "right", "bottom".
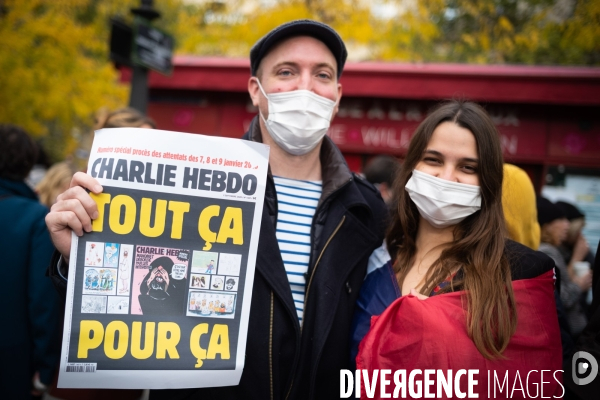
{"left": 152, "top": 118, "right": 388, "bottom": 399}
{"left": 0, "top": 178, "right": 61, "bottom": 398}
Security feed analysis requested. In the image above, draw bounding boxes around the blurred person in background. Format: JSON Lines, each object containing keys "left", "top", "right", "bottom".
{"left": 501, "top": 165, "right": 577, "bottom": 390}
{"left": 73, "top": 107, "right": 157, "bottom": 171}
{"left": 556, "top": 200, "right": 594, "bottom": 267}
{"left": 564, "top": 239, "right": 600, "bottom": 398}
{"left": 94, "top": 107, "right": 156, "bottom": 130}
{"left": 556, "top": 200, "right": 594, "bottom": 318}
{"left": 0, "top": 124, "right": 61, "bottom": 399}
{"left": 501, "top": 163, "right": 540, "bottom": 250}
{"left": 537, "top": 197, "right": 592, "bottom": 339}
{"left": 363, "top": 155, "right": 400, "bottom": 205}
{"left": 26, "top": 144, "right": 52, "bottom": 190}
{"left": 36, "top": 162, "right": 78, "bottom": 208}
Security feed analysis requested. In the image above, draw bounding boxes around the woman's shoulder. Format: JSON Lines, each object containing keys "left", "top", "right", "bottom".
{"left": 504, "top": 239, "right": 555, "bottom": 280}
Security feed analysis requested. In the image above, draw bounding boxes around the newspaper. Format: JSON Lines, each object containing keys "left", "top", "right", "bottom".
{"left": 58, "top": 127, "right": 269, "bottom": 389}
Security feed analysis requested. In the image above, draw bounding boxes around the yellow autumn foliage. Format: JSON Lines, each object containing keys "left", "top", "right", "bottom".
{"left": 1, "top": 0, "right": 598, "bottom": 162}
{"left": 0, "top": 0, "right": 130, "bottom": 160}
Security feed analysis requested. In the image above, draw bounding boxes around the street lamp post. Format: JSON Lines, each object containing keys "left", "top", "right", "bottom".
{"left": 128, "top": 0, "right": 160, "bottom": 114}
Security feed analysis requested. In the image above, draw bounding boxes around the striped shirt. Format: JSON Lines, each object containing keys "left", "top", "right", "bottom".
{"left": 273, "top": 176, "right": 322, "bottom": 324}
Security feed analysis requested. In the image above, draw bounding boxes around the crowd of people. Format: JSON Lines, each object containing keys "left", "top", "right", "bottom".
{"left": 2, "top": 19, "right": 598, "bottom": 400}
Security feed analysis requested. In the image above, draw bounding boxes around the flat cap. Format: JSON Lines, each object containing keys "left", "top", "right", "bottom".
{"left": 250, "top": 19, "right": 347, "bottom": 79}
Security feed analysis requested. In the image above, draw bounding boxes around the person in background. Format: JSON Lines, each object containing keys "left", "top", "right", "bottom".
{"left": 0, "top": 124, "right": 61, "bottom": 399}
{"left": 501, "top": 165, "right": 577, "bottom": 388}
{"left": 564, "top": 239, "right": 600, "bottom": 398}
{"left": 26, "top": 143, "right": 52, "bottom": 190}
{"left": 556, "top": 200, "right": 594, "bottom": 268}
{"left": 556, "top": 200, "right": 594, "bottom": 319}
{"left": 363, "top": 155, "right": 400, "bottom": 205}
{"left": 537, "top": 197, "right": 592, "bottom": 338}
{"left": 36, "top": 162, "right": 77, "bottom": 208}
{"left": 501, "top": 163, "right": 540, "bottom": 250}
{"left": 94, "top": 107, "right": 156, "bottom": 130}
{"left": 73, "top": 107, "right": 157, "bottom": 171}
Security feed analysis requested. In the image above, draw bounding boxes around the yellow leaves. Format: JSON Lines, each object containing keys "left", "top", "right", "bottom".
{"left": 0, "top": 0, "right": 131, "bottom": 160}
{"left": 173, "top": 0, "right": 382, "bottom": 60}
{"left": 462, "top": 33, "right": 477, "bottom": 48}
{"left": 564, "top": 0, "right": 600, "bottom": 52}
{"left": 1, "top": 0, "right": 596, "bottom": 162}
{"left": 497, "top": 16, "right": 513, "bottom": 33}
{"left": 132, "top": 0, "right": 600, "bottom": 66}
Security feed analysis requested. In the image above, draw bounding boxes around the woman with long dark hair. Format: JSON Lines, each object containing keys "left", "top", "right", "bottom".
{"left": 350, "top": 101, "right": 562, "bottom": 397}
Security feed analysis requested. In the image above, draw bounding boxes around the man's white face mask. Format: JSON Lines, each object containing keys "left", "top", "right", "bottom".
{"left": 256, "top": 79, "right": 337, "bottom": 156}
{"left": 405, "top": 169, "right": 482, "bottom": 228}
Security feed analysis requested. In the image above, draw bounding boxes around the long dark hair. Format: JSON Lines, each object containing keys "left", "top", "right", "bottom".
{"left": 386, "top": 100, "right": 515, "bottom": 359}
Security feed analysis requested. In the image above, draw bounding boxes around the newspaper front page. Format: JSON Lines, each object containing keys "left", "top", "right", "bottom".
{"left": 58, "top": 128, "right": 269, "bottom": 389}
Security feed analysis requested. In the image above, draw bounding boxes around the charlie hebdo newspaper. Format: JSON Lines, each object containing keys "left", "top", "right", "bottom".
{"left": 58, "top": 128, "right": 269, "bottom": 389}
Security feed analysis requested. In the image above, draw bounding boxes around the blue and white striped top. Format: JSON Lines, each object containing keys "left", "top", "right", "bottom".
{"left": 273, "top": 176, "right": 322, "bottom": 324}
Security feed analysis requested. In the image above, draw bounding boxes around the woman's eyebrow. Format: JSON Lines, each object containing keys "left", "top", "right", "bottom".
{"left": 423, "top": 149, "right": 443, "bottom": 157}
{"left": 423, "top": 150, "right": 479, "bottom": 163}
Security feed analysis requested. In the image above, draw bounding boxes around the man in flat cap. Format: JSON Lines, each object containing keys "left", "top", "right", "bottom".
{"left": 46, "top": 20, "right": 386, "bottom": 399}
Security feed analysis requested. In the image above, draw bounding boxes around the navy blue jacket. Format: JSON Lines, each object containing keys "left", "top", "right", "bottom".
{"left": 0, "top": 178, "right": 61, "bottom": 395}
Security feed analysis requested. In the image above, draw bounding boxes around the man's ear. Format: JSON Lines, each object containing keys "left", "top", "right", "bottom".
{"left": 333, "top": 83, "right": 343, "bottom": 116}
{"left": 248, "top": 77, "right": 260, "bottom": 107}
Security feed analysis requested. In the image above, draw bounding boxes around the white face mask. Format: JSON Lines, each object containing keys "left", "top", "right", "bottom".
{"left": 405, "top": 169, "right": 481, "bottom": 228}
{"left": 256, "top": 79, "right": 337, "bottom": 155}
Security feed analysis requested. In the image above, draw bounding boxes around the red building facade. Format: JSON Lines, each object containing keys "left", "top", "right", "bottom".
{"left": 123, "top": 57, "right": 600, "bottom": 190}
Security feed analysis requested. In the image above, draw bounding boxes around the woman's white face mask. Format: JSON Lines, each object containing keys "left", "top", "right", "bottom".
{"left": 405, "top": 169, "right": 482, "bottom": 228}
{"left": 256, "top": 79, "right": 337, "bottom": 155}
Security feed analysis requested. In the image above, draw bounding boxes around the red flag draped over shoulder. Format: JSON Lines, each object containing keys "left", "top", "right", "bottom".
{"left": 356, "top": 270, "right": 563, "bottom": 399}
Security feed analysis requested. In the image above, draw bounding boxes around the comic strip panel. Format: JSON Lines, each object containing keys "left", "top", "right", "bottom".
{"left": 107, "top": 296, "right": 130, "bottom": 314}
{"left": 82, "top": 267, "right": 117, "bottom": 296}
{"left": 186, "top": 290, "right": 236, "bottom": 319}
{"left": 224, "top": 276, "right": 239, "bottom": 291}
{"left": 117, "top": 244, "right": 134, "bottom": 295}
{"left": 84, "top": 241, "right": 104, "bottom": 267}
{"left": 131, "top": 246, "right": 190, "bottom": 316}
{"left": 217, "top": 253, "right": 242, "bottom": 276}
{"left": 81, "top": 295, "right": 107, "bottom": 314}
{"left": 104, "top": 243, "right": 120, "bottom": 268}
{"left": 191, "top": 251, "right": 219, "bottom": 275}
{"left": 190, "top": 274, "right": 210, "bottom": 290}
{"left": 210, "top": 275, "right": 224, "bottom": 290}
